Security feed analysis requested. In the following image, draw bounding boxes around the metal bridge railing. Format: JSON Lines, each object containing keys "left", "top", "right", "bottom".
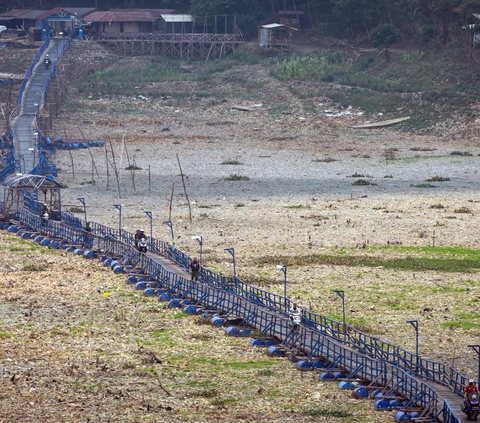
{"left": 12, "top": 207, "right": 466, "bottom": 423}
{"left": 18, "top": 38, "right": 50, "bottom": 109}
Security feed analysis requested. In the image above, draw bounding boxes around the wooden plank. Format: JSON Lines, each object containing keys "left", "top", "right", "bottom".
{"left": 350, "top": 116, "right": 410, "bottom": 129}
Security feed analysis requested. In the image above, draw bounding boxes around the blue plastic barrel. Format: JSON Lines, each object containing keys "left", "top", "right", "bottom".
{"left": 66, "top": 247, "right": 76, "bottom": 252}
{"left": 168, "top": 300, "right": 180, "bottom": 308}
{"left": 211, "top": 317, "right": 223, "bottom": 326}
{"left": 53, "top": 137, "right": 63, "bottom": 144}
{"left": 264, "top": 340, "right": 278, "bottom": 347}
{"left": 391, "top": 400, "right": 404, "bottom": 408}
{"left": 33, "top": 236, "right": 43, "bottom": 243}
{"left": 127, "top": 276, "right": 137, "bottom": 284}
{"left": 249, "top": 339, "right": 264, "bottom": 347}
{"left": 353, "top": 387, "right": 369, "bottom": 399}
{"left": 83, "top": 251, "right": 96, "bottom": 259}
{"left": 313, "top": 361, "right": 326, "bottom": 369}
{"left": 74, "top": 248, "right": 84, "bottom": 255}
{"left": 374, "top": 399, "right": 391, "bottom": 410}
{"left": 79, "top": 143, "right": 88, "bottom": 149}
{"left": 40, "top": 239, "right": 50, "bottom": 246}
{"left": 20, "top": 232, "right": 31, "bottom": 239}
{"left": 267, "top": 346, "right": 284, "bottom": 357}
{"left": 104, "top": 258, "right": 113, "bottom": 266}
{"left": 296, "top": 361, "right": 313, "bottom": 371}
{"left": 113, "top": 266, "right": 124, "bottom": 274}
{"left": 226, "top": 327, "right": 240, "bottom": 336}
{"left": 109, "top": 260, "right": 119, "bottom": 269}
{"left": 98, "top": 141, "right": 105, "bottom": 146}
{"left": 333, "top": 372, "right": 348, "bottom": 379}
{"left": 319, "top": 373, "right": 335, "bottom": 380}
{"left": 409, "top": 412, "right": 420, "bottom": 418}
{"left": 144, "top": 288, "right": 155, "bottom": 296}
{"left": 395, "top": 411, "right": 411, "bottom": 421}
{"left": 183, "top": 305, "right": 196, "bottom": 315}
{"left": 7, "top": 225, "right": 18, "bottom": 232}
{"left": 135, "top": 281, "right": 146, "bottom": 290}
{"left": 159, "top": 293, "right": 170, "bottom": 301}
{"left": 50, "top": 241, "right": 59, "bottom": 249}
{"left": 338, "top": 381, "right": 355, "bottom": 389}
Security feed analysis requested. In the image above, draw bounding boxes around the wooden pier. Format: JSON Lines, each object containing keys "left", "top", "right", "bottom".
{"left": 97, "top": 31, "right": 246, "bottom": 60}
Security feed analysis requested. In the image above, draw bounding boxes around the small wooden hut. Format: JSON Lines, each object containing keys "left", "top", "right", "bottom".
{"left": 258, "top": 23, "right": 297, "bottom": 49}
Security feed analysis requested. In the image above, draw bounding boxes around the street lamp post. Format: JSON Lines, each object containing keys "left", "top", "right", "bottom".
{"left": 163, "top": 220, "right": 175, "bottom": 247}
{"left": 334, "top": 290, "right": 346, "bottom": 335}
{"left": 28, "top": 148, "right": 36, "bottom": 167}
{"left": 469, "top": 345, "right": 480, "bottom": 386}
{"left": 77, "top": 197, "right": 87, "bottom": 222}
{"left": 276, "top": 265, "right": 287, "bottom": 308}
{"left": 143, "top": 211, "right": 153, "bottom": 241}
{"left": 224, "top": 248, "right": 236, "bottom": 285}
{"left": 407, "top": 320, "right": 419, "bottom": 373}
{"left": 114, "top": 204, "right": 122, "bottom": 233}
{"left": 192, "top": 236, "right": 203, "bottom": 266}
{"left": 19, "top": 154, "right": 25, "bottom": 173}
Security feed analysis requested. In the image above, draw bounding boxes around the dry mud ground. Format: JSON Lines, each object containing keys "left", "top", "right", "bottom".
{"left": 55, "top": 42, "right": 480, "bottom": 377}
{"left": 1, "top": 41, "right": 480, "bottom": 422}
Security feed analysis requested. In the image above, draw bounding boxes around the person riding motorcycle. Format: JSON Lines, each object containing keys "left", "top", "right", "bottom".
{"left": 289, "top": 303, "right": 302, "bottom": 331}
{"left": 134, "top": 229, "right": 146, "bottom": 250}
{"left": 44, "top": 54, "right": 51, "bottom": 70}
{"left": 465, "top": 379, "right": 479, "bottom": 396}
{"left": 463, "top": 379, "right": 479, "bottom": 410}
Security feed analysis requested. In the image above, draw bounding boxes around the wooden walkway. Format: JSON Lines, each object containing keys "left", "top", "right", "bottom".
{"left": 146, "top": 249, "right": 467, "bottom": 422}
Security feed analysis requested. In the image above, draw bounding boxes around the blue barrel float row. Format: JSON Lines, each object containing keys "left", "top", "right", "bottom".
{"left": 2, "top": 223, "right": 97, "bottom": 259}
{"left": 42, "top": 137, "right": 106, "bottom": 151}
{"left": 2, "top": 221, "right": 428, "bottom": 421}
{"left": 85, "top": 243, "right": 428, "bottom": 422}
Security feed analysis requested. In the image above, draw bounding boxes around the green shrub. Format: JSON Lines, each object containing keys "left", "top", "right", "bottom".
{"left": 225, "top": 174, "right": 249, "bottom": 181}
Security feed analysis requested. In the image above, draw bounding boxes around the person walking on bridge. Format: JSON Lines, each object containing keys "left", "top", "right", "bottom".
{"left": 190, "top": 257, "right": 200, "bottom": 281}
{"left": 289, "top": 303, "right": 302, "bottom": 332}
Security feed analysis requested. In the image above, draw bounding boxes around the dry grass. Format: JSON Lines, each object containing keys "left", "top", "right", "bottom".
{"left": 0, "top": 235, "right": 391, "bottom": 423}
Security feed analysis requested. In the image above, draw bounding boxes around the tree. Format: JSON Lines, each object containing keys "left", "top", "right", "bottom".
{"left": 416, "top": 0, "right": 461, "bottom": 47}
{"left": 371, "top": 23, "right": 400, "bottom": 61}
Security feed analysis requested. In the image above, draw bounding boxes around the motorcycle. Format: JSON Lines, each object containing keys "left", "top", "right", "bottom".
{"left": 462, "top": 392, "right": 479, "bottom": 421}
{"left": 138, "top": 237, "right": 148, "bottom": 254}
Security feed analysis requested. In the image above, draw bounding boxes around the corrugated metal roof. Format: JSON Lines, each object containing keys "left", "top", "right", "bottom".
{"left": 0, "top": 9, "right": 31, "bottom": 19}
{"left": 260, "top": 23, "right": 298, "bottom": 30}
{"left": 36, "top": 7, "right": 66, "bottom": 20}
{"left": 63, "top": 7, "right": 97, "bottom": 18}
{"left": 160, "top": 14, "right": 193, "bottom": 23}
{"left": 85, "top": 9, "right": 175, "bottom": 23}
{"left": 17, "top": 10, "right": 44, "bottom": 19}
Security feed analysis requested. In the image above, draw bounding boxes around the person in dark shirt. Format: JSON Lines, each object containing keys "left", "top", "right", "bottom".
{"left": 190, "top": 258, "right": 200, "bottom": 281}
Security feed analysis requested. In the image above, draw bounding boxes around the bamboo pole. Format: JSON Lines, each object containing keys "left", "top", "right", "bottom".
{"left": 176, "top": 153, "right": 192, "bottom": 223}
{"left": 124, "top": 139, "right": 137, "bottom": 193}
{"left": 77, "top": 125, "right": 100, "bottom": 178}
{"left": 109, "top": 139, "right": 122, "bottom": 198}
{"left": 169, "top": 182, "right": 174, "bottom": 222}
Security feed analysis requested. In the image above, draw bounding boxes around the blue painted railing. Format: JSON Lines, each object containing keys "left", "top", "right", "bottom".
{"left": 50, "top": 208, "right": 475, "bottom": 390}
{"left": 18, "top": 38, "right": 50, "bottom": 109}
{"left": 12, "top": 207, "right": 462, "bottom": 423}
{"left": 7, "top": 35, "right": 465, "bottom": 423}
